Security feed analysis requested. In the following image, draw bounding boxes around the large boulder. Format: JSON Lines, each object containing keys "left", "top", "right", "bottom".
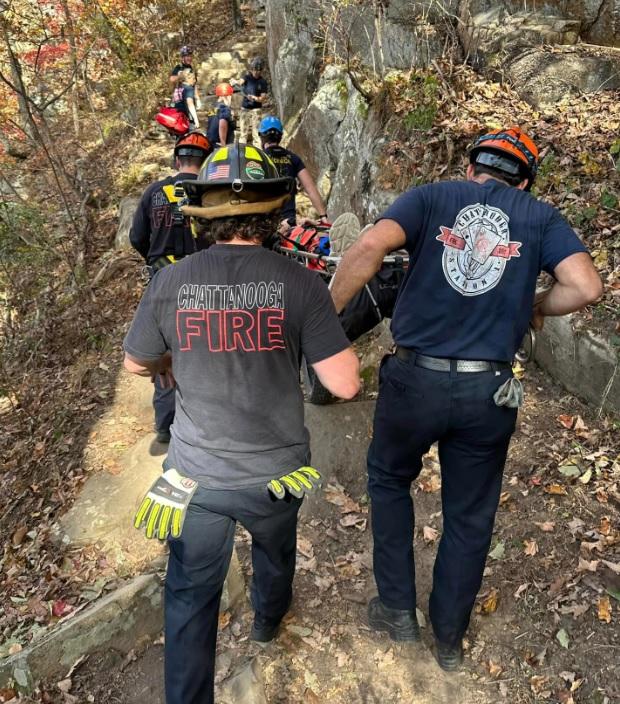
{"left": 459, "top": 0, "right": 620, "bottom": 48}
{"left": 508, "top": 45, "right": 620, "bottom": 107}
{"left": 287, "top": 65, "right": 349, "bottom": 201}
{"left": 266, "top": 0, "right": 319, "bottom": 126}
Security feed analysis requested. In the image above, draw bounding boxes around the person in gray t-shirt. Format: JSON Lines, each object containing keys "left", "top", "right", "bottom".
{"left": 123, "top": 143, "right": 359, "bottom": 704}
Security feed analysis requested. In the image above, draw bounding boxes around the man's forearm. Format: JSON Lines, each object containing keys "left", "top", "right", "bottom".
{"left": 330, "top": 239, "right": 384, "bottom": 313}
{"left": 537, "top": 281, "right": 597, "bottom": 317}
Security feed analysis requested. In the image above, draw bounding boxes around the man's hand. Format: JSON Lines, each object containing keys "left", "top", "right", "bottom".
{"left": 134, "top": 468, "right": 198, "bottom": 540}
{"left": 267, "top": 467, "right": 323, "bottom": 499}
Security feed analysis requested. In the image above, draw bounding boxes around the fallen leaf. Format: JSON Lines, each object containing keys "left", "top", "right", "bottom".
{"left": 534, "top": 521, "right": 555, "bottom": 532}
{"left": 578, "top": 468, "right": 592, "bottom": 484}
{"left": 530, "top": 675, "right": 550, "bottom": 695}
{"left": 488, "top": 660, "right": 503, "bottom": 677}
{"left": 599, "top": 517, "right": 612, "bottom": 536}
{"left": 545, "top": 484, "right": 568, "bottom": 496}
{"left": 577, "top": 558, "right": 599, "bottom": 572}
{"left": 218, "top": 611, "right": 231, "bottom": 629}
{"left": 11, "top": 526, "right": 27, "bottom": 548}
{"left": 339, "top": 514, "right": 367, "bottom": 530}
{"left": 297, "top": 536, "right": 314, "bottom": 559}
{"left": 567, "top": 517, "right": 585, "bottom": 535}
{"left": 0, "top": 689, "right": 17, "bottom": 703}
{"left": 560, "top": 602, "right": 589, "bottom": 618}
{"left": 556, "top": 628, "right": 570, "bottom": 649}
{"left": 573, "top": 416, "right": 587, "bottom": 431}
{"left": 489, "top": 542, "right": 505, "bottom": 560}
{"left": 598, "top": 595, "right": 612, "bottom": 623}
{"left": 423, "top": 526, "right": 439, "bottom": 542}
{"left": 324, "top": 482, "right": 360, "bottom": 513}
{"left": 499, "top": 491, "right": 511, "bottom": 504}
{"left": 51, "top": 600, "right": 73, "bottom": 618}
{"left": 479, "top": 588, "right": 499, "bottom": 614}
{"left": 524, "top": 538, "right": 539, "bottom": 556}
{"left": 514, "top": 583, "right": 529, "bottom": 599}
{"left": 559, "top": 465, "right": 581, "bottom": 478}
{"left": 418, "top": 473, "right": 441, "bottom": 493}
{"left": 557, "top": 414, "right": 575, "bottom": 429}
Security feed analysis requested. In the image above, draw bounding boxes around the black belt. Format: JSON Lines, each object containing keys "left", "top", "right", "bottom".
{"left": 395, "top": 347, "right": 510, "bottom": 373}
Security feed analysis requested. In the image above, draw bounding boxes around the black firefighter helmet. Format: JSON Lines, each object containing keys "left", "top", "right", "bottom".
{"left": 181, "top": 141, "right": 293, "bottom": 219}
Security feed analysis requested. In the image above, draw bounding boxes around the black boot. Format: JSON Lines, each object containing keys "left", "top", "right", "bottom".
{"left": 250, "top": 614, "right": 282, "bottom": 643}
{"left": 367, "top": 597, "right": 421, "bottom": 642}
{"left": 435, "top": 640, "right": 463, "bottom": 671}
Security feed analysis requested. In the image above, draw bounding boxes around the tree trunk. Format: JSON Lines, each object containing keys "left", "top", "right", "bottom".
{"left": 232, "top": 0, "right": 243, "bottom": 30}
{"left": 59, "top": 0, "right": 81, "bottom": 138}
{"left": 0, "top": 17, "right": 37, "bottom": 140}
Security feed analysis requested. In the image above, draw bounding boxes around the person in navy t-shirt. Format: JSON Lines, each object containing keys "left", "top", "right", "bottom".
{"left": 330, "top": 127, "right": 602, "bottom": 671}
{"left": 258, "top": 115, "right": 328, "bottom": 228}
{"left": 231, "top": 56, "right": 269, "bottom": 144}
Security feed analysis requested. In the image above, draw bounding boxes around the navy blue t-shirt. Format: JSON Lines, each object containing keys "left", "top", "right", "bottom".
{"left": 265, "top": 145, "right": 305, "bottom": 220}
{"left": 381, "top": 180, "right": 587, "bottom": 362}
{"left": 207, "top": 102, "right": 235, "bottom": 145}
{"left": 173, "top": 85, "right": 195, "bottom": 116}
{"left": 241, "top": 72, "right": 268, "bottom": 109}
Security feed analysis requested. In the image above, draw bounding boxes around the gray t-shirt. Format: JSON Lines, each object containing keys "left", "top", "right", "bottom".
{"left": 123, "top": 244, "right": 350, "bottom": 489}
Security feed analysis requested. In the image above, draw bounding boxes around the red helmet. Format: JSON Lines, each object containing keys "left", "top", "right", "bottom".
{"left": 215, "top": 83, "right": 234, "bottom": 97}
{"left": 174, "top": 131, "right": 212, "bottom": 159}
{"left": 470, "top": 127, "right": 539, "bottom": 188}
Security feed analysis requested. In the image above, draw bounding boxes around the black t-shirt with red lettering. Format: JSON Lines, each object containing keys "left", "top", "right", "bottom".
{"left": 123, "top": 244, "right": 349, "bottom": 489}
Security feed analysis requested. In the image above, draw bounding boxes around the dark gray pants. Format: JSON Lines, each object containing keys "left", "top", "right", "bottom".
{"left": 164, "top": 485, "right": 301, "bottom": 704}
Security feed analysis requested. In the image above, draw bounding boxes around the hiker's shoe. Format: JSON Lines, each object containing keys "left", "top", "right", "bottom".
{"left": 329, "top": 212, "right": 361, "bottom": 255}
{"left": 250, "top": 614, "right": 281, "bottom": 643}
{"left": 435, "top": 640, "right": 463, "bottom": 671}
{"left": 155, "top": 430, "right": 171, "bottom": 444}
{"left": 367, "top": 597, "right": 421, "bottom": 642}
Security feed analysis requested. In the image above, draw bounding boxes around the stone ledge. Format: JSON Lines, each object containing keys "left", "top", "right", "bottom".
{"left": 0, "top": 551, "right": 246, "bottom": 693}
{"left": 535, "top": 315, "right": 620, "bottom": 415}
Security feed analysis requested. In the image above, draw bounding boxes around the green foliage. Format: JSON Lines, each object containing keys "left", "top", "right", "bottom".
{"left": 0, "top": 202, "right": 45, "bottom": 271}
{"left": 402, "top": 74, "right": 439, "bottom": 132}
{"left": 600, "top": 190, "right": 619, "bottom": 210}
{"left": 335, "top": 78, "right": 349, "bottom": 110}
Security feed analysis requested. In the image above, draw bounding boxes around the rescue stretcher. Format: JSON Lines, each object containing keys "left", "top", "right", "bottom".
{"left": 274, "top": 222, "right": 536, "bottom": 403}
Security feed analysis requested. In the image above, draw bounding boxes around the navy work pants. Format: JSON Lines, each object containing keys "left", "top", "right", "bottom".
{"left": 153, "top": 374, "right": 175, "bottom": 434}
{"left": 165, "top": 485, "right": 301, "bottom": 704}
{"left": 367, "top": 354, "right": 517, "bottom": 647}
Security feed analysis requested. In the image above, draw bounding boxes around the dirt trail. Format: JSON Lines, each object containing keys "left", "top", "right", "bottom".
{"left": 66, "top": 360, "right": 619, "bottom": 704}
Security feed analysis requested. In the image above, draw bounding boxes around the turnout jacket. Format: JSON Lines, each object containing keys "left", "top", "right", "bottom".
{"left": 130, "top": 172, "right": 199, "bottom": 264}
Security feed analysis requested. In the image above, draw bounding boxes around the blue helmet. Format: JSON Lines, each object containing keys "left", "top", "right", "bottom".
{"left": 258, "top": 115, "right": 284, "bottom": 139}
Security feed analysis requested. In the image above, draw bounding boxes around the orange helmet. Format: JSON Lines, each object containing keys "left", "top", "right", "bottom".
{"left": 470, "top": 127, "right": 539, "bottom": 189}
{"left": 215, "top": 82, "right": 234, "bottom": 97}
{"left": 174, "top": 131, "right": 212, "bottom": 159}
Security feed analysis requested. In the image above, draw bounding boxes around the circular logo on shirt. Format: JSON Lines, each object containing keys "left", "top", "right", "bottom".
{"left": 435, "top": 204, "right": 522, "bottom": 297}
{"left": 246, "top": 160, "right": 265, "bottom": 180}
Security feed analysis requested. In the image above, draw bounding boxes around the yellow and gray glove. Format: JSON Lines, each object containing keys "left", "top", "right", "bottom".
{"left": 134, "top": 468, "right": 198, "bottom": 540}
{"left": 267, "top": 466, "right": 323, "bottom": 499}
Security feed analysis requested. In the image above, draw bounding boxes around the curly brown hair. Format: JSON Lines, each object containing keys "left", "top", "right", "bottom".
{"left": 208, "top": 214, "right": 281, "bottom": 243}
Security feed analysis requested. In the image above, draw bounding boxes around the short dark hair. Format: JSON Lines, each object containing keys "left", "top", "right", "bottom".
{"left": 208, "top": 213, "right": 281, "bottom": 243}
{"left": 177, "top": 155, "right": 204, "bottom": 170}
{"left": 472, "top": 163, "right": 523, "bottom": 187}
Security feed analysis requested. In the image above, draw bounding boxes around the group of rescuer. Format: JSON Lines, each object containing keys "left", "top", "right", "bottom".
{"left": 125, "top": 45, "right": 603, "bottom": 704}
